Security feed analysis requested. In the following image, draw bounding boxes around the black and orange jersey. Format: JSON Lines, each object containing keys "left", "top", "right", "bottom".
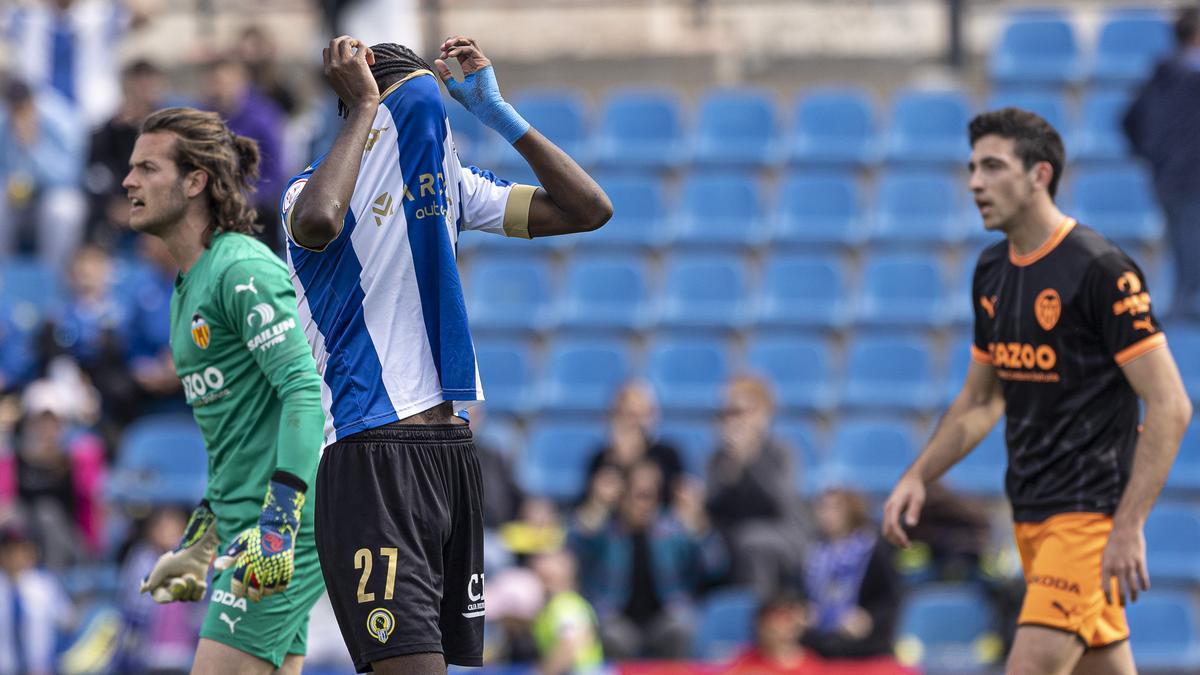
{"left": 971, "top": 218, "right": 1166, "bottom": 523}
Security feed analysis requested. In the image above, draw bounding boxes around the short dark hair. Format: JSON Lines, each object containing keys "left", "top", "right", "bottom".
{"left": 969, "top": 107, "right": 1066, "bottom": 198}
{"left": 123, "top": 59, "right": 161, "bottom": 79}
{"left": 1178, "top": 6, "right": 1200, "bottom": 46}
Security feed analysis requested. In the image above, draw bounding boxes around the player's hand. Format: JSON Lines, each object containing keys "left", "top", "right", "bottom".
{"left": 322, "top": 35, "right": 378, "bottom": 110}
{"left": 881, "top": 474, "right": 925, "bottom": 549}
{"left": 435, "top": 35, "right": 491, "bottom": 79}
{"left": 214, "top": 477, "right": 306, "bottom": 602}
{"left": 140, "top": 501, "right": 220, "bottom": 603}
{"left": 1100, "top": 523, "right": 1149, "bottom": 606}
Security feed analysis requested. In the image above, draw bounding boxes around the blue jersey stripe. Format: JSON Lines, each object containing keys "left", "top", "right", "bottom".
{"left": 383, "top": 78, "right": 478, "bottom": 398}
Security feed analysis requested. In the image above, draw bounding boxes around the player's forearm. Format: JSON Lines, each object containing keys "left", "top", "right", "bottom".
{"left": 907, "top": 393, "right": 1003, "bottom": 484}
{"left": 290, "top": 102, "right": 376, "bottom": 247}
{"left": 273, "top": 375, "right": 324, "bottom": 484}
{"left": 1113, "top": 397, "right": 1191, "bottom": 528}
{"left": 513, "top": 129, "right": 612, "bottom": 236}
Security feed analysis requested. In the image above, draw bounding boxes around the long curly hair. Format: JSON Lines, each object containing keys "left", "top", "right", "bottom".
{"left": 141, "top": 107, "right": 261, "bottom": 245}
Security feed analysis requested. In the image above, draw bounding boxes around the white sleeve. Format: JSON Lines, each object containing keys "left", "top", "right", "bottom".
{"left": 458, "top": 164, "right": 537, "bottom": 238}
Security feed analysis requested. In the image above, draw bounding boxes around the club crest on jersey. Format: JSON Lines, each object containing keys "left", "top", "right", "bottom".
{"left": 367, "top": 607, "right": 395, "bottom": 644}
{"left": 191, "top": 313, "right": 211, "bottom": 349}
{"left": 1035, "top": 289, "right": 1061, "bottom": 331}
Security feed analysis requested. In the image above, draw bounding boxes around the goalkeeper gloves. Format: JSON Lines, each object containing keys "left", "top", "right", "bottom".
{"left": 214, "top": 471, "right": 306, "bottom": 602}
{"left": 140, "top": 500, "right": 219, "bottom": 603}
{"left": 442, "top": 65, "right": 529, "bottom": 144}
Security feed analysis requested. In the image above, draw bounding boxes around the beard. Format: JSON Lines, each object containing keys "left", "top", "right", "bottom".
{"left": 130, "top": 183, "right": 189, "bottom": 237}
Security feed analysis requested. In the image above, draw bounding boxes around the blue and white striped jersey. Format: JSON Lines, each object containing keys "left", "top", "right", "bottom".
{"left": 280, "top": 70, "right": 536, "bottom": 446}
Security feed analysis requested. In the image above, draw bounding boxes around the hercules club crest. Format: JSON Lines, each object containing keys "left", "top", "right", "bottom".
{"left": 191, "top": 313, "right": 211, "bottom": 349}
{"left": 1035, "top": 289, "right": 1061, "bottom": 331}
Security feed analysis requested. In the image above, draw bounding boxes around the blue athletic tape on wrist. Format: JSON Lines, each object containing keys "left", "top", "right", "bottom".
{"left": 445, "top": 66, "right": 530, "bottom": 144}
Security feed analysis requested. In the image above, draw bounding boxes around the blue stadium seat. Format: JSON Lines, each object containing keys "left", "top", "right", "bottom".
{"left": 517, "top": 421, "right": 605, "bottom": 502}
{"left": 691, "top": 588, "right": 757, "bottom": 660}
{"left": 754, "top": 253, "right": 851, "bottom": 330}
{"left": 538, "top": 338, "right": 632, "bottom": 414}
{"left": 659, "top": 418, "right": 716, "bottom": 477}
{"left": 692, "top": 88, "right": 778, "bottom": 167}
{"left": 945, "top": 426, "right": 1007, "bottom": 497}
{"left": 1092, "top": 11, "right": 1173, "bottom": 85}
{"left": 1171, "top": 327, "right": 1200, "bottom": 403}
{"left": 842, "top": 335, "right": 942, "bottom": 413}
{"left": 989, "top": 16, "right": 1083, "bottom": 85}
{"left": 490, "top": 90, "right": 590, "bottom": 169}
{"left": 1, "top": 256, "right": 63, "bottom": 325}
{"left": 1145, "top": 503, "right": 1200, "bottom": 585}
{"left": 1074, "top": 88, "right": 1135, "bottom": 162}
{"left": 657, "top": 253, "right": 750, "bottom": 331}
{"left": 744, "top": 335, "right": 837, "bottom": 414}
{"left": 556, "top": 253, "right": 650, "bottom": 332}
{"left": 774, "top": 417, "right": 822, "bottom": 492}
{"left": 474, "top": 339, "right": 536, "bottom": 415}
{"left": 771, "top": 170, "right": 868, "bottom": 248}
{"left": 855, "top": 253, "right": 953, "bottom": 328}
{"left": 874, "top": 169, "right": 969, "bottom": 246}
{"left": 885, "top": 89, "right": 972, "bottom": 165}
{"left": 896, "top": 585, "right": 1001, "bottom": 673}
{"left": 446, "top": 100, "right": 496, "bottom": 167}
{"left": 646, "top": 336, "right": 730, "bottom": 413}
{"left": 1127, "top": 595, "right": 1200, "bottom": 671}
{"left": 943, "top": 334, "right": 977, "bottom": 403}
{"left": 1066, "top": 165, "right": 1164, "bottom": 245}
{"left": 466, "top": 257, "right": 553, "bottom": 333}
{"left": 820, "top": 417, "right": 918, "bottom": 495}
{"left": 788, "top": 87, "right": 878, "bottom": 166}
{"left": 984, "top": 89, "right": 1070, "bottom": 134}
{"left": 672, "top": 172, "right": 768, "bottom": 249}
{"left": 109, "top": 415, "right": 207, "bottom": 504}
{"left": 1166, "top": 419, "right": 1200, "bottom": 495}
{"left": 594, "top": 89, "right": 684, "bottom": 169}
{"left": 585, "top": 173, "right": 669, "bottom": 250}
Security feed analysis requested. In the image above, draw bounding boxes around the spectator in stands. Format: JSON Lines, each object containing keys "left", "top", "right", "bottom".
{"left": 802, "top": 486, "right": 900, "bottom": 661}
{"left": 0, "top": 380, "right": 106, "bottom": 569}
{"left": 1124, "top": 6, "right": 1200, "bottom": 321}
{"left": 83, "top": 59, "right": 166, "bottom": 250}
{"left": 706, "top": 375, "right": 806, "bottom": 598}
{"left": 114, "top": 506, "right": 203, "bottom": 673}
{"left": 0, "top": 522, "right": 73, "bottom": 675}
{"left": 125, "top": 235, "right": 186, "bottom": 417}
{"left": 726, "top": 593, "right": 823, "bottom": 674}
{"left": 236, "top": 25, "right": 301, "bottom": 118}
{"left": 583, "top": 380, "right": 683, "bottom": 507}
{"left": 571, "top": 460, "right": 723, "bottom": 660}
{"left": 202, "top": 56, "right": 287, "bottom": 252}
{"left": 0, "top": 76, "right": 87, "bottom": 272}
{"left": 482, "top": 566, "right": 543, "bottom": 666}
{"left": 531, "top": 548, "right": 604, "bottom": 674}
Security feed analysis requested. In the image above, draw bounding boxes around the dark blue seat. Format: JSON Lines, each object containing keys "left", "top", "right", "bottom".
{"left": 822, "top": 417, "right": 918, "bottom": 495}
{"left": 855, "top": 253, "right": 953, "bottom": 328}
{"left": 1092, "top": 11, "right": 1173, "bottom": 85}
{"left": 538, "top": 338, "right": 632, "bottom": 414}
{"left": 691, "top": 587, "right": 757, "bottom": 660}
{"left": 672, "top": 172, "right": 767, "bottom": 249}
{"left": 744, "top": 335, "right": 837, "bottom": 414}
{"left": 109, "top": 415, "right": 208, "bottom": 504}
{"left": 788, "top": 87, "right": 878, "bottom": 166}
{"left": 692, "top": 88, "right": 778, "bottom": 167}
{"left": 897, "top": 585, "right": 1001, "bottom": 673}
{"left": 517, "top": 422, "right": 605, "bottom": 502}
{"left": 1, "top": 256, "right": 63, "bottom": 325}
{"left": 774, "top": 417, "right": 822, "bottom": 492}
{"left": 585, "top": 173, "right": 669, "bottom": 250}
{"left": 772, "top": 170, "right": 868, "bottom": 248}
{"left": 1074, "top": 88, "right": 1135, "bottom": 162}
{"left": 556, "top": 253, "right": 649, "bottom": 332}
{"left": 1127, "top": 595, "right": 1200, "bottom": 671}
{"left": 754, "top": 253, "right": 850, "bottom": 330}
{"left": 474, "top": 339, "right": 536, "bottom": 415}
{"left": 659, "top": 418, "right": 716, "bottom": 477}
{"left": 842, "top": 335, "right": 942, "bottom": 413}
{"left": 1166, "top": 419, "right": 1200, "bottom": 495}
{"left": 646, "top": 336, "right": 730, "bottom": 413}
{"left": 466, "top": 257, "right": 553, "bottom": 333}
{"left": 1066, "top": 165, "right": 1163, "bottom": 245}
{"left": 984, "top": 88, "right": 1071, "bottom": 134}
{"left": 657, "top": 253, "right": 750, "bottom": 331}
{"left": 594, "top": 89, "right": 684, "bottom": 170}
{"left": 989, "top": 15, "right": 1083, "bottom": 85}
{"left": 491, "top": 90, "right": 590, "bottom": 169}
{"left": 885, "top": 89, "right": 972, "bottom": 165}
{"left": 1145, "top": 502, "right": 1200, "bottom": 586}
{"left": 945, "top": 426, "right": 1007, "bottom": 497}
{"left": 1171, "top": 327, "right": 1200, "bottom": 403}
{"left": 874, "top": 169, "right": 968, "bottom": 246}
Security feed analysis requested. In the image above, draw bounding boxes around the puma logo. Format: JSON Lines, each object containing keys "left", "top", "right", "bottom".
{"left": 220, "top": 612, "right": 242, "bottom": 634}
{"left": 1051, "top": 601, "right": 1075, "bottom": 621}
{"left": 980, "top": 295, "right": 998, "bottom": 319}
{"left": 234, "top": 277, "right": 257, "bottom": 295}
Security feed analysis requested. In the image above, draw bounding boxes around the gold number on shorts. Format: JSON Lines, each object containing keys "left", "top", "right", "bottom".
{"left": 380, "top": 547, "right": 399, "bottom": 600}
{"left": 354, "top": 548, "right": 375, "bottom": 603}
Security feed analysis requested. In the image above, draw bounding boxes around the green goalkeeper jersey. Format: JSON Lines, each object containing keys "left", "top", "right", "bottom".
{"left": 169, "top": 232, "right": 324, "bottom": 551}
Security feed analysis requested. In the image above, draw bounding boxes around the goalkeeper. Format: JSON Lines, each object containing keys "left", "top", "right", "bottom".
{"left": 124, "top": 107, "right": 325, "bottom": 674}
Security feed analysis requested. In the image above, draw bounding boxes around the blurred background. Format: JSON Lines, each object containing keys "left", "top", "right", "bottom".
{"left": 1, "top": 0, "right": 1199, "bottom": 673}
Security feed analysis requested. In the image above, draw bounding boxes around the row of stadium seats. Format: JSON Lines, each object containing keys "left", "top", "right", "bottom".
{"left": 449, "top": 84, "right": 1141, "bottom": 171}
{"left": 990, "top": 9, "right": 1172, "bottom": 86}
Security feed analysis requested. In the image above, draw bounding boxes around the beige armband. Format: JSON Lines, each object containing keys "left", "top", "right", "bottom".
{"left": 501, "top": 184, "right": 538, "bottom": 239}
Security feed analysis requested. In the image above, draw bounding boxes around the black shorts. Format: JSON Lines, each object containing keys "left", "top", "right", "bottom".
{"left": 314, "top": 423, "right": 484, "bottom": 671}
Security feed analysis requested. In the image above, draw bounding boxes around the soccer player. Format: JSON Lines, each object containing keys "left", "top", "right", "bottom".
{"left": 881, "top": 108, "right": 1192, "bottom": 675}
{"left": 123, "top": 108, "right": 326, "bottom": 675}
{"left": 280, "top": 35, "right": 610, "bottom": 673}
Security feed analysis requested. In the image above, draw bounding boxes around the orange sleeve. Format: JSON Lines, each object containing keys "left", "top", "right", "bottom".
{"left": 971, "top": 345, "right": 992, "bottom": 364}
{"left": 1114, "top": 333, "right": 1167, "bottom": 366}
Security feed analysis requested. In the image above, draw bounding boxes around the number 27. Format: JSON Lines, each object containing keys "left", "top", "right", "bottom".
{"left": 354, "top": 547, "right": 399, "bottom": 603}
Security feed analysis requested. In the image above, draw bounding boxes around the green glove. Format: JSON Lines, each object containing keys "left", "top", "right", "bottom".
{"left": 140, "top": 500, "right": 219, "bottom": 603}
{"left": 214, "top": 472, "right": 306, "bottom": 602}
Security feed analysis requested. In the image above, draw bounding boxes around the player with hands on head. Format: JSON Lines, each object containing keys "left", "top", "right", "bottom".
{"left": 283, "top": 34, "right": 610, "bottom": 675}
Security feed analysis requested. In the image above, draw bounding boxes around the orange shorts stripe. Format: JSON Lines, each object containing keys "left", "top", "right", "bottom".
{"left": 1013, "top": 513, "right": 1129, "bottom": 648}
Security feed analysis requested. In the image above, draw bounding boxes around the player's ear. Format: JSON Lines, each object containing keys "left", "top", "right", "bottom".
{"left": 184, "top": 169, "right": 209, "bottom": 198}
{"left": 1032, "top": 161, "right": 1053, "bottom": 193}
